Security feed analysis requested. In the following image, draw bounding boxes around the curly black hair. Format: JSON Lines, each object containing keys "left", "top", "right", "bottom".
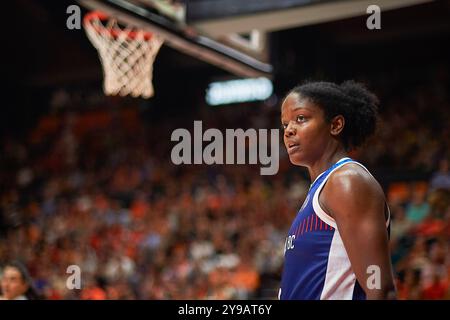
{"left": 287, "top": 80, "right": 379, "bottom": 150}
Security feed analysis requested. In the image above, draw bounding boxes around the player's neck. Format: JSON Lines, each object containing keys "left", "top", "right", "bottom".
{"left": 308, "top": 148, "right": 348, "bottom": 183}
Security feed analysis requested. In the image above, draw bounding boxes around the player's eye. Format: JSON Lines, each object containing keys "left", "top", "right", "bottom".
{"left": 296, "top": 115, "right": 306, "bottom": 123}
{"left": 281, "top": 123, "right": 288, "bottom": 130}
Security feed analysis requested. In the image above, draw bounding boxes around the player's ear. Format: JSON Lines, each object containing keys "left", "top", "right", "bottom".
{"left": 330, "top": 115, "right": 345, "bottom": 136}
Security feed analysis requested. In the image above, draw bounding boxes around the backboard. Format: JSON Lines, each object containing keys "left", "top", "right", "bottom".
{"left": 78, "top": 0, "right": 431, "bottom": 79}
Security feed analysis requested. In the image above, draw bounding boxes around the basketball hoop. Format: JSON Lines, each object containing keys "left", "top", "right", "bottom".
{"left": 83, "top": 11, "right": 164, "bottom": 98}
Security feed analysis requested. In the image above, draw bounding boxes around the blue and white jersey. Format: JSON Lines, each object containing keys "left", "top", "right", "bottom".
{"left": 279, "top": 157, "right": 390, "bottom": 300}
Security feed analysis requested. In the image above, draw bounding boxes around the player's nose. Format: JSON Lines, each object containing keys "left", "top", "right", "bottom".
{"left": 284, "top": 122, "right": 296, "bottom": 137}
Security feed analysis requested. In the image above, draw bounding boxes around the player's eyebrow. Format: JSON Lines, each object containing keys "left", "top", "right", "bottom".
{"left": 291, "top": 105, "right": 314, "bottom": 112}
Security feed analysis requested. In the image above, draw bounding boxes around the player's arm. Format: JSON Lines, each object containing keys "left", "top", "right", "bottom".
{"left": 321, "top": 164, "right": 396, "bottom": 300}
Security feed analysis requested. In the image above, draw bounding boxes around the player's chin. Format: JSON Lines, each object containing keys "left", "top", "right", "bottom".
{"left": 287, "top": 153, "right": 303, "bottom": 166}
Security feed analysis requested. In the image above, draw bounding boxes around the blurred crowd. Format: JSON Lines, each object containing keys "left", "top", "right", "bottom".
{"left": 0, "top": 69, "right": 449, "bottom": 300}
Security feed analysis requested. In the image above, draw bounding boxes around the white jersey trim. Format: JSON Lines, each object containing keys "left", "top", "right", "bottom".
{"left": 320, "top": 229, "right": 356, "bottom": 299}
{"left": 312, "top": 158, "right": 351, "bottom": 229}
{"left": 312, "top": 159, "right": 391, "bottom": 229}
{"left": 313, "top": 159, "right": 391, "bottom": 300}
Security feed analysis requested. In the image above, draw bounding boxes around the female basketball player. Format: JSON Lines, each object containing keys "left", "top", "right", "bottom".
{"left": 279, "top": 81, "right": 396, "bottom": 300}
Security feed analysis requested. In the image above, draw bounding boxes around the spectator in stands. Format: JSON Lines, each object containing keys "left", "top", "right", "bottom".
{"left": 406, "top": 191, "right": 430, "bottom": 224}
{"left": 0, "top": 261, "right": 40, "bottom": 300}
{"left": 430, "top": 158, "right": 450, "bottom": 191}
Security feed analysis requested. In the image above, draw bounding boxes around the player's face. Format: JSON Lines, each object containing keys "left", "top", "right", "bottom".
{"left": 281, "top": 93, "right": 330, "bottom": 167}
{"left": 0, "top": 267, "right": 28, "bottom": 300}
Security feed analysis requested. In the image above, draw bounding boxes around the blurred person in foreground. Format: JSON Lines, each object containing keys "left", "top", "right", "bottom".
{"left": 0, "top": 261, "right": 41, "bottom": 300}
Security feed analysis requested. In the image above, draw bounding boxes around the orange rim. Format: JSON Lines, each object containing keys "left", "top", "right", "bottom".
{"left": 83, "top": 11, "right": 154, "bottom": 41}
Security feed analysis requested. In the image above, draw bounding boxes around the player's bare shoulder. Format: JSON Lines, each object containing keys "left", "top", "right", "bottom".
{"left": 321, "top": 163, "right": 385, "bottom": 217}
{"left": 331, "top": 163, "right": 383, "bottom": 194}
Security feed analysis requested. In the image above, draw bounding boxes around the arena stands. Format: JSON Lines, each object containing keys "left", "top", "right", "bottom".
{"left": 1, "top": 64, "right": 449, "bottom": 299}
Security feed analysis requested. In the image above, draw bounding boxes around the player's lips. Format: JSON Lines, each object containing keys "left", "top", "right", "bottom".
{"left": 287, "top": 142, "right": 300, "bottom": 154}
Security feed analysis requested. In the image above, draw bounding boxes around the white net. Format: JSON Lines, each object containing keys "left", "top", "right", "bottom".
{"left": 83, "top": 12, "right": 164, "bottom": 98}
